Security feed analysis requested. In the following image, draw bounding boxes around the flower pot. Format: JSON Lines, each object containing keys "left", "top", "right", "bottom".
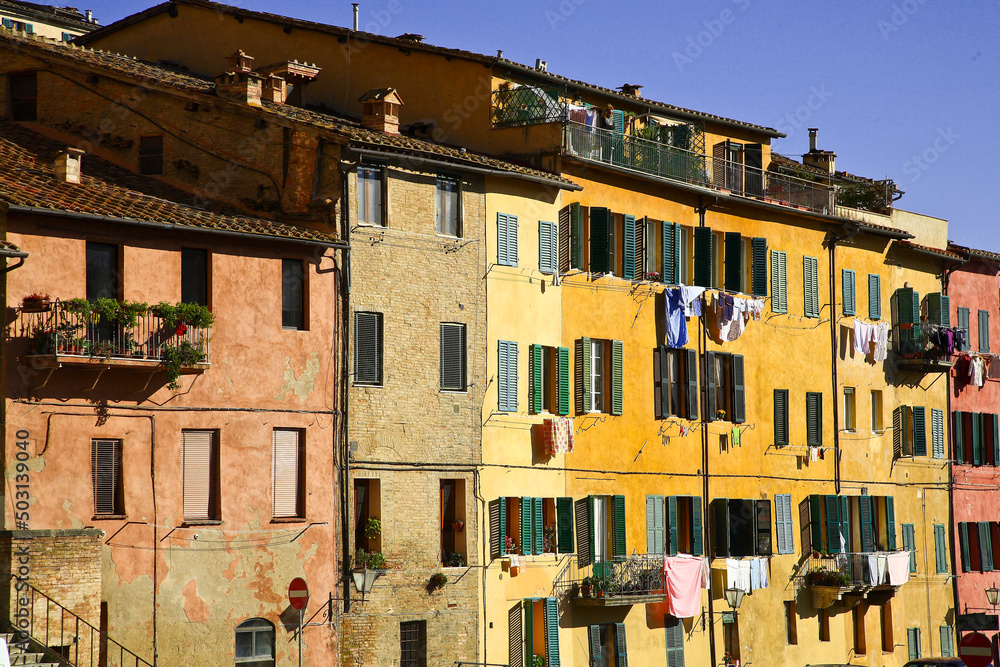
{"left": 452, "top": 521, "right": 464, "bottom": 533}
{"left": 21, "top": 299, "right": 51, "bottom": 313}
{"left": 581, "top": 585, "right": 592, "bottom": 598}
{"left": 809, "top": 584, "right": 842, "bottom": 609}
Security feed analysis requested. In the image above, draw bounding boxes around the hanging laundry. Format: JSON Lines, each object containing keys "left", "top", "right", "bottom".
{"left": 809, "top": 447, "right": 819, "bottom": 462}
{"left": 701, "top": 557, "right": 712, "bottom": 590}
{"left": 725, "top": 558, "right": 752, "bottom": 594}
{"left": 665, "top": 289, "right": 689, "bottom": 348}
{"left": 886, "top": 551, "right": 911, "bottom": 585}
{"left": 664, "top": 555, "right": 705, "bottom": 618}
{"left": 873, "top": 323, "right": 890, "bottom": 362}
{"left": 853, "top": 320, "right": 871, "bottom": 355}
{"left": 731, "top": 427, "right": 741, "bottom": 447}
{"left": 954, "top": 327, "right": 968, "bottom": 352}
{"left": 543, "top": 417, "right": 574, "bottom": 456}
{"left": 567, "top": 104, "right": 587, "bottom": 125}
{"left": 756, "top": 558, "right": 769, "bottom": 589}
{"left": 679, "top": 285, "right": 706, "bottom": 317}
{"left": 971, "top": 355, "right": 986, "bottom": 387}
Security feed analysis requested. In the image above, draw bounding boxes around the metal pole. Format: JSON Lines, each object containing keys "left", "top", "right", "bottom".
{"left": 298, "top": 609, "right": 303, "bottom": 667}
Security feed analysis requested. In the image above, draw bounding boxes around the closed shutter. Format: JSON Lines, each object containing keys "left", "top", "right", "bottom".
{"left": 588, "top": 626, "right": 601, "bottom": 667}
{"left": 770, "top": 250, "right": 788, "bottom": 313}
{"left": 440, "top": 324, "right": 465, "bottom": 391}
{"left": 912, "top": 406, "right": 927, "bottom": 456}
{"left": 557, "top": 347, "right": 570, "bottom": 415}
{"left": 712, "top": 498, "right": 730, "bottom": 558}
{"left": 647, "top": 495, "right": 665, "bottom": 554}
{"left": 612, "top": 495, "right": 626, "bottom": 557}
{"left": 980, "top": 522, "right": 994, "bottom": 572}
{"left": 980, "top": 310, "right": 991, "bottom": 352}
{"left": 497, "top": 213, "right": 511, "bottom": 266}
{"left": 1, "top": 19, "right": 11, "bottom": 28}
{"left": 896, "top": 287, "right": 919, "bottom": 324}
{"left": 940, "top": 626, "right": 954, "bottom": 658}
{"left": 693, "top": 226, "right": 714, "bottom": 288}
{"left": 774, "top": 389, "right": 789, "bottom": 446}
{"left": 751, "top": 237, "right": 767, "bottom": 297}
{"left": 842, "top": 269, "right": 856, "bottom": 316}
{"left": 953, "top": 411, "right": 965, "bottom": 463}
{"left": 825, "top": 495, "right": 841, "bottom": 554}
{"left": 775, "top": 493, "right": 794, "bottom": 554}
{"left": 498, "top": 340, "right": 518, "bottom": 412}
{"left": 859, "top": 495, "right": 874, "bottom": 552}
{"left": 655, "top": 346, "right": 669, "bottom": 419}
{"left": 685, "top": 348, "right": 699, "bottom": 420}
{"left": 902, "top": 524, "right": 916, "bottom": 573}
{"left": 973, "top": 412, "right": 983, "bottom": 466}
{"left": 576, "top": 338, "right": 591, "bottom": 414}
{"left": 691, "top": 496, "right": 703, "bottom": 556}
{"left": 530, "top": 344, "right": 543, "bottom": 413}
{"left": 934, "top": 524, "right": 947, "bottom": 573}
{"left": 926, "top": 293, "right": 950, "bottom": 326}
{"left": 959, "top": 522, "right": 971, "bottom": 572}
{"left": 803, "top": 256, "right": 819, "bottom": 317}
{"left": 957, "top": 307, "right": 971, "bottom": 351}
{"left": 576, "top": 498, "right": 592, "bottom": 566}
{"left": 569, "top": 203, "right": 584, "bottom": 270}
{"left": 272, "top": 429, "right": 302, "bottom": 518}
{"left": 354, "top": 312, "right": 382, "bottom": 384}
{"left": 869, "top": 274, "right": 881, "bottom": 319}
{"left": 730, "top": 354, "right": 745, "bottom": 423}
{"left": 623, "top": 214, "right": 637, "bottom": 279}
{"left": 931, "top": 408, "right": 945, "bottom": 459}
{"left": 509, "top": 604, "right": 524, "bottom": 667}
{"left": 557, "top": 497, "right": 574, "bottom": 554}
{"left": 539, "top": 221, "right": 557, "bottom": 274}
{"left": 663, "top": 221, "right": 680, "bottom": 284}
{"left": 182, "top": 430, "right": 215, "bottom": 520}
{"left": 756, "top": 499, "right": 773, "bottom": 556}
{"left": 544, "top": 597, "right": 560, "bottom": 667}
{"left": 990, "top": 414, "right": 1000, "bottom": 465}
{"left": 666, "top": 495, "right": 678, "bottom": 556}
{"left": 806, "top": 392, "right": 822, "bottom": 447}
{"left": 907, "top": 628, "right": 920, "bottom": 661}
{"left": 611, "top": 340, "right": 623, "bottom": 416}
{"left": 533, "top": 497, "right": 544, "bottom": 555}
{"left": 665, "top": 615, "right": 685, "bottom": 667}
{"left": 558, "top": 205, "right": 571, "bottom": 273}
{"left": 885, "top": 496, "right": 896, "bottom": 550}
{"left": 614, "top": 623, "right": 628, "bottom": 667}
{"left": 589, "top": 207, "right": 612, "bottom": 274}
{"left": 724, "top": 232, "right": 742, "bottom": 292}
{"left": 91, "top": 439, "right": 121, "bottom": 516}
{"left": 705, "top": 352, "right": 717, "bottom": 421}
{"left": 520, "top": 497, "right": 532, "bottom": 556}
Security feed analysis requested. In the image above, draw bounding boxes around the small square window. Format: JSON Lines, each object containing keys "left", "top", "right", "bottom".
{"left": 91, "top": 439, "right": 124, "bottom": 517}
{"left": 439, "top": 323, "right": 466, "bottom": 391}
{"left": 357, "top": 165, "right": 384, "bottom": 226}
{"left": 138, "top": 135, "right": 164, "bottom": 175}
{"left": 354, "top": 312, "right": 383, "bottom": 385}
{"left": 436, "top": 176, "right": 460, "bottom": 236}
{"left": 10, "top": 72, "right": 37, "bottom": 122}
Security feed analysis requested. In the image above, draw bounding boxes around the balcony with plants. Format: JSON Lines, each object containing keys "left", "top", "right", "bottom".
{"left": 553, "top": 554, "right": 666, "bottom": 607}
{"left": 15, "top": 296, "right": 212, "bottom": 389}
{"left": 804, "top": 551, "right": 908, "bottom": 609}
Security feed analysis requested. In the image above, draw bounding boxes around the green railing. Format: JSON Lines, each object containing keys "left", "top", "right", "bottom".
{"left": 491, "top": 86, "right": 565, "bottom": 128}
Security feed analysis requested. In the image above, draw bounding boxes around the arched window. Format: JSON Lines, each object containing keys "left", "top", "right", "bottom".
{"left": 235, "top": 618, "right": 274, "bottom": 667}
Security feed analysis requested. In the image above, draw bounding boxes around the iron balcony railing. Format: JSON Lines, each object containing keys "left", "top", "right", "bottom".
{"left": 563, "top": 121, "right": 836, "bottom": 214}
{"left": 806, "top": 551, "right": 907, "bottom": 588}
{"left": 552, "top": 554, "right": 665, "bottom": 600}
{"left": 491, "top": 85, "right": 565, "bottom": 128}
{"left": 893, "top": 323, "right": 958, "bottom": 363}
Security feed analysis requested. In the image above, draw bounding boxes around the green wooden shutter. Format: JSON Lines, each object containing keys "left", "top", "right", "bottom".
{"left": 934, "top": 524, "right": 947, "bottom": 573}
{"left": 751, "top": 237, "right": 767, "bottom": 297}
{"left": 730, "top": 355, "right": 745, "bottom": 424}
{"left": 990, "top": 413, "right": 1000, "bottom": 466}
{"left": 685, "top": 349, "right": 699, "bottom": 420}
{"left": 809, "top": 495, "right": 823, "bottom": 553}
{"left": 712, "top": 498, "right": 730, "bottom": 558}
{"left": 839, "top": 496, "right": 850, "bottom": 553}
{"left": 613, "top": 495, "right": 626, "bottom": 557}
{"left": 530, "top": 344, "right": 543, "bottom": 414}
{"left": 533, "top": 497, "right": 543, "bottom": 555}
{"left": 25, "top": 23, "right": 33, "bottom": 34}
{"left": 611, "top": 340, "right": 623, "bottom": 416}
{"left": 973, "top": 412, "right": 983, "bottom": 466}
{"left": 771, "top": 250, "right": 788, "bottom": 313}
{"left": 705, "top": 352, "right": 717, "bottom": 421}
{"left": 1, "top": 18, "right": 11, "bottom": 28}
{"left": 980, "top": 310, "right": 991, "bottom": 352}
{"left": 825, "top": 495, "right": 841, "bottom": 554}
{"left": 857, "top": 496, "right": 873, "bottom": 552}
{"left": 842, "top": 269, "right": 856, "bottom": 316}
{"left": 520, "top": 497, "right": 532, "bottom": 555}
{"left": 576, "top": 498, "right": 592, "bottom": 566}
{"left": 589, "top": 207, "right": 612, "bottom": 274}
{"left": 691, "top": 496, "right": 703, "bottom": 556}
{"left": 497, "top": 213, "right": 511, "bottom": 266}
{"left": 902, "top": 524, "right": 916, "bottom": 573}
{"left": 907, "top": 627, "right": 920, "bottom": 661}
{"left": 666, "top": 615, "right": 685, "bottom": 667}
{"left": 869, "top": 274, "right": 881, "bottom": 319}
{"left": 932, "top": 408, "right": 945, "bottom": 459}
{"left": 614, "top": 623, "right": 628, "bottom": 667}
{"left": 623, "top": 214, "right": 637, "bottom": 280}
{"left": 498, "top": 340, "right": 518, "bottom": 412}
{"left": 774, "top": 389, "right": 789, "bottom": 446}
{"left": 912, "top": 406, "right": 927, "bottom": 456}
{"left": 958, "top": 307, "right": 971, "bottom": 351}
{"left": 539, "top": 221, "right": 557, "bottom": 274}
{"left": 557, "top": 347, "right": 570, "bottom": 416}
{"left": 896, "top": 287, "right": 918, "bottom": 324}
{"left": 806, "top": 392, "right": 822, "bottom": 447}
{"left": 558, "top": 205, "right": 571, "bottom": 273}
{"left": 803, "top": 256, "right": 819, "bottom": 317}
{"left": 724, "top": 232, "right": 742, "bottom": 292}
{"left": 570, "top": 203, "right": 583, "bottom": 270}
{"left": 980, "top": 522, "right": 993, "bottom": 572}
{"left": 662, "top": 221, "right": 678, "bottom": 284}
{"left": 647, "top": 495, "right": 665, "bottom": 554}
{"left": 667, "top": 496, "right": 678, "bottom": 556}
{"left": 576, "top": 338, "right": 591, "bottom": 414}
{"left": 926, "top": 293, "right": 950, "bottom": 326}
{"left": 588, "top": 626, "right": 601, "bottom": 666}
{"left": 656, "top": 346, "right": 669, "bottom": 419}
{"left": 544, "top": 597, "right": 560, "bottom": 667}
{"left": 959, "top": 522, "right": 971, "bottom": 572}
{"left": 693, "top": 227, "right": 714, "bottom": 288}
{"left": 557, "top": 497, "right": 574, "bottom": 554}
{"left": 953, "top": 411, "right": 965, "bottom": 463}
{"left": 885, "top": 496, "right": 896, "bottom": 550}
{"left": 524, "top": 600, "right": 534, "bottom": 663}
{"left": 940, "top": 626, "right": 954, "bottom": 658}
{"left": 893, "top": 406, "right": 906, "bottom": 459}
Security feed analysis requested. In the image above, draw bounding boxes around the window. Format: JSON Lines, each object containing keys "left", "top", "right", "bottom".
{"left": 576, "top": 495, "right": 625, "bottom": 565}
{"left": 538, "top": 221, "right": 558, "bottom": 274}
{"left": 588, "top": 623, "right": 627, "bottom": 667}
{"left": 842, "top": 269, "right": 856, "bottom": 316}
{"left": 61, "top": 32, "right": 73, "bottom": 42}
{"left": 980, "top": 309, "right": 991, "bottom": 352}
{"left": 514, "top": 598, "right": 561, "bottom": 667}
{"left": 931, "top": 408, "right": 946, "bottom": 459}
{"left": 357, "top": 165, "right": 384, "bottom": 226}
{"left": 138, "top": 135, "right": 164, "bottom": 175}
{"left": 353, "top": 312, "right": 383, "bottom": 385}
{"left": 958, "top": 521, "right": 1000, "bottom": 572}
{"left": 654, "top": 347, "right": 698, "bottom": 420}
{"left": 622, "top": 214, "right": 641, "bottom": 279}
{"left": 871, "top": 390, "right": 883, "bottom": 433}
{"left": 490, "top": 496, "right": 573, "bottom": 557}
{"left": 497, "top": 213, "right": 518, "bottom": 266}
{"left": 181, "top": 248, "right": 209, "bottom": 307}
{"left": 806, "top": 392, "right": 823, "bottom": 446}
{"left": 803, "top": 256, "right": 819, "bottom": 317}
{"left": 576, "top": 338, "right": 623, "bottom": 416}
{"left": 693, "top": 226, "right": 713, "bottom": 288}
{"left": 235, "top": 618, "right": 274, "bottom": 667}
{"left": 774, "top": 493, "right": 795, "bottom": 554}
{"left": 770, "top": 250, "right": 788, "bottom": 313}
{"left": 399, "top": 620, "right": 426, "bottom": 667}
{"left": 354, "top": 478, "right": 381, "bottom": 553}
{"left": 440, "top": 479, "right": 466, "bottom": 566}
{"left": 91, "top": 439, "right": 123, "bottom": 517}
{"left": 497, "top": 340, "right": 518, "bottom": 412}
{"left": 281, "top": 259, "right": 306, "bottom": 329}
{"left": 645, "top": 218, "right": 660, "bottom": 279}
{"left": 272, "top": 428, "right": 304, "bottom": 519}
{"left": 957, "top": 307, "right": 971, "bottom": 351}
{"left": 86, "top": 242, "right": 119, "bottom": 301}
{"left": 182, "top": 430, "right": 219, "bottom": 522}
{"left": 2, "top": 20, "right": 32, "bottom": 32}
{"left": 868, "top": 274, "right": 882, "bottom": 319}
{"left": 712, "top": 231, "right": 724, "bottom": 289}
{"left": 952, "top": 412, "right": 1000, "bottom": 466}
{"left": 10, "top": 72, "right": 37, "bottom": 122}
{"left": 924, "top": 292, "right": 950, "bottom": 326}
{"left": 818, "top": 608, "right": 830, "bottom": 642}
{"left": 881, "top": 603, "right": 894, "bottom": 653}
{"left": 773, "top": 389, "right": 789, "bottom": 446}
{"left": 720, "top": 232, "right": 765, "bottom": 295}
{"left": 785, "top": 601, "right": 798, "bottom": 645}
{"left": 853, "top": 605, "right": 867, "bottom": 655}
{"left": 665, "top": 615, "right": 685, "bottom": 667}
{"left": 439, "top": 323, "right": 466, "bottom": 391}
{"left": 705, "top": 352, "right": 745, "bottom": 423}
{"left": 712, "top": 497, "right": 772, "bottom": 557}
{"left": 843, "top": 387, "right": 856, "bottom": 433}
{"left": 647, "top": 495, "right": 703, "bottom": 556}
{"left": 801, "top": 495, "right": 896, "bottom": 554}
{"left": 907, "top": 627, "right": 921, "bottom": 661}
{"left": 940, "top": 626, "right": 955, "bottom": 658}
{"left": 893, "top": 405, "right": 938, "bottom": 458}
{"left": 902, "top": 523, "right": 917, "bottom": 573}
{"left": 934, "top": 524, "right": 948, "bottom": 573}
{"left": 530, "top": 344, "right": 569, "bottom": 415}
{"left": 436, "top": 176, "right": 460, "bottom": 236}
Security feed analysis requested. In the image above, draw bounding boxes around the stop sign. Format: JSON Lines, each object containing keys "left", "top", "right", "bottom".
{"left": 288, "top": 577, "right": 309, "bottom": 611}
{"left": 959, "top": 631, "right": 993, "bottom": 667}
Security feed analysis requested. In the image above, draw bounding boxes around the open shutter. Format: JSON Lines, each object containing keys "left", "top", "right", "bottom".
{"left": 980, "top": 522, "right": 994, "bottom": 572}
{"left": 908, "top": 628, "right": 919, "bottom": 661}
{"left": 524, "top": 599, "right": 533, "bottom": 662}
{"left": 544, "top": 598, "right": 560, "bottom": 667}
{"left": 691, "top": 496, "right": 704, "bottom": 556}
{"left": 533, "top": 497, "right": 543, "bottom": 555}
{"left": 272, "top": 429, "right": 301, "bottom": 518}
{"left": 665, "top": 615, "right": 686, "bottom": 667}
{"left": 614, "top": 623, "right": 629, "bottom": 667}
{"left": 859, "top": 496, "right": 874, "bottom": 552}
{"left": 941, "top": 626, "right": 954, "bottom": 658}
{"left": 557, "top": 497, "right": 574, "bottom": 554}
{"left": 705, "top": 352, "right": 717, "bottom": 421}
{"left": 806, "top": 392, "right": 822, "bottom": 447}
{"left": 775, "top": 494, "right": 793, "bottom": 554}
{"left": 655, "top": 346, "right": 669, "bottom": 419}
{"left": 570, "top": 203, "right": 583, "bottom": 270}
{"left": 712, "top": 498, "right": 730, "bottom": 558}
{"left": 539, "top": 221, "right": 557, "bottom": 274}
{"left": 756, "top": 499, "right": 773, "bottom": 556}
{"left": 491, "top": 498, "right": 507, "bottom": 558}
{"left": 953, "top": 411, "right": 965, "bottom": 463}
{"left": 893, "top": 406, "right": 906, "bottom": 458}
{"left": 667, "top": 496, "right": 679, "bottom": 556}
{"left": 932, "top": 409, "right": 945, "bottom": 459}
{"left": 842, "top": 269, "right": 856, "bottom": 316}
{"left": 623, "top": 214, "right": 637, "bottom": 280}
{"left": 576, "top": 338, "right": 591, "bottom": 414}
{"left": 613, "top": 495, "right": 626, "bottom": 557}
{"left": 896, "top": 287, "right": 918, "bottom": 324}
{"left": 557, "top": 347, "right": 570, "bottom": 415}
{"left": 912, "top": 406, "right": 927, "bottom": 456}
{"left": 588, "top": 626, "right": 601, "bottom": 667}
{"left": 981, "top": 310, "right": 991, "bottom": 352}
{"left": 885, "top": 496, "right": 896, "bottom": 550}
{"left": 509, "top": 604, "right": 523, "bottom": 667}
{"left": 575, "top": 497, "right": 594, "bottom": 566}
{"left": 902, "top": 524, "right": 916, "bottom": 572}
{"left": 973, "top": 412, "right": 983, "bottom": 466}
{"left": 530, "top": 344, "right": 543, "bottom": 414}
{"left": 869, "top": 274, "right": 881, "bottom": 319}
{"left": 934, "top": 524, "right": 946, "bottom": 574}
{"left": 959, "top": 523, "right": 971, "bottom": 572}
{"left": 771, "top": 250, "right": 788, "bottom": 313}
{"left": 505, "top": 341, "right": 519, "bottom": 412}
{"left": 839, "top": 496, "right": 850, "bottom": 553}
{"left": 1, "top": 19, "right": 11, "bottom": 28}
{"left": 648, "top": 495, "right": 665, "bottom": 554}
{"left": 508, "top": 214, "right": 519, "bottom": 266}
{"left": 663, "top": 221, "right": 680, "bottom": 284}
{"left": 685, "top": 349, "right": 699, "bottom": 420}
{"left": 611, "top": 340, "right": 623, "bottom": 416}
{"left": 803, "top": 256, "right": 819, "bottom": 317}
{"left": 589, "top": 207, "right": 612, "bottom": 274}
{"left": 808, "top": 496, "right": 823, "bottom": 553}
{"left": 724, "top": 232, "right": 742, "bottom": 292}
{"left": 520, "top": 497, "right": 532, "bottom": 555}
{"left": 558, "top": 205, "right": 571, "bottom": 272}
{"left": 926, "top": 293, "right": 950, "bottom": 326}
{"left": 990, "top": 414, "right": 1000, "bottom": 466}
{"left": 730, "top": 354, "right": 745, "bottom": 423}
{"left": 182, "top": 430, "right": 214, "bottom": 520}
{"left": 774, "top": 389, "right": 789, "bottom": 446}
{"left": 693, "top": 227, "right": 714, "bottom": 288}
{"left": 751, "top": 237, "right": 767, "bottom": 297}
{"left": 957, "top": 307, "right": 971, "bottom": 351}
{"left": 825, "top": 495, "right": 841, "bottom": 554}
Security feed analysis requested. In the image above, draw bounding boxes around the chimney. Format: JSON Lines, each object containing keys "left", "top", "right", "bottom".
{"left": 352, "top": 3, "right": 358, "bottom": 30}
{"left": 261, "top": 74, "right": 286, "bottom": 104}
{"left": 359, "top": 87, "right": 403, "bottom": 135}
{"left": 621, "top": 83, "right": 643, "bottom": 98}
{"left": 215, "top": 70, "right": 262, "bottom": 107}
{"left": 802, "top": 127, "right": 836, "bottom": 175}
{"left": 85, "top": 9, "right": 92, "bottom": 22}
{"left": 535, "top": 59, "right": 547, "bottom": 71}
{"left": 54, "top": 147, "right": 84, "bottom": 184}
{"left": 808, "top": 128, "right": 818, "bottom": 152}
{"left": 225, "top": 49, "right": 254, "bottom": 73}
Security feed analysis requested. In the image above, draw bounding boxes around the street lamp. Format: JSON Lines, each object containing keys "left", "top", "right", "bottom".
{"left": 986, "top": 584, "right": 999, "bottom": 609}
{"left": 724, "top": 587, "right": 746, "bottom": 611}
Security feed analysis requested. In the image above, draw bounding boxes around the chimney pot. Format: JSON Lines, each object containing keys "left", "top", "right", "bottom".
{"left": 535, "top": 59, "right": 547, "bottom": 71}
{"left": 215, "top": 70, "right": 262, "bottom": 107}
{"left": 359, "top": 87, "right": 403, "bottom": 136}
{"left": 225, "top": 49, "right": 254, "bottom": 73}
{"left": 352, "top": 3, "right": 359, "bottom": 31}
{"left": 85, "top": 9, "right": 92, "bottom": 22}
{"left": 808, "top": 128, "right": 818, "bottom": 152}
{"left": 54, "top": 147, "right": 84, "bottom": 184}
{"left": 261, "top": 74, "right": 286, "bottom": 104}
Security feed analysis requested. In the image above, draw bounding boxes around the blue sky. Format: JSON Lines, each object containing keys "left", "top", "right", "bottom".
{"left": 86, "top": 0, "right": 998, "bottom": 250}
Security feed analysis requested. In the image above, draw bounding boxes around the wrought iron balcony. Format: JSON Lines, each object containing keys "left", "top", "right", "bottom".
{"left": 892, "top": 323, "right": 956, "bottom": 371}
{"left": 553, "top": 554, "right": 666, "bottom": 606}
{"left": 491, "top": 85, "right": 565, "bottom": 128}
{"left": 805, "top": 551, "right": 909, "bottom": 608}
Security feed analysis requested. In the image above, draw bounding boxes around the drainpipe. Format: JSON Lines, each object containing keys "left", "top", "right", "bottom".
{"left": 827, "top": 224, "right": 860, "bottom": 494}
{"left": 338, "top": 161, "right": 354, "bottom": 617}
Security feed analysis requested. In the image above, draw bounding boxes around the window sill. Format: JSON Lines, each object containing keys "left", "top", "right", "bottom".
{"left": 440, "top": 388, "right": 468, "bottom": 394}
{"left": 356, "top": 221, "right": 386, "bottom": 228}
{"left": 183, "top": 519, "right": 222, "bottom": 526}
{"left": 281, "top": 327, "right": 308, "bottom": 332}
{"left": 271, "top": 517, "right": 306, "bottom": 524}
{"left": 354, "top": 382, "right": 384, "bottom": 388}
{"left": 92, "top": 514, "right": 126, "bottom": 521}
{"left": 436, "top": 232, "right": 462, "bottom": 240}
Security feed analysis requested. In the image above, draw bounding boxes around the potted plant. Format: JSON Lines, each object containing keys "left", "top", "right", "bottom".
{"left": 20, "top": 293, "right": 51, "bottom": 312}
{"left": 355, "top": 549, "right": 387, "bottom": 571}
{"left": 452, "top": 519, "right": 465, "bottom": 533}
{"left": 531, "top": 656, "right": 545, "bottom": 667}
{"left": 807, "top": 566, "right": 850, "bottom": 609}
{"left": 445, "top": 552, "right": 466, "bottom": 568}
{"left": 593, "top": 576, "right": 606, "bottom": 598}
{"left": 543, "top": 525, "right": 556, "bottom": 553}
{"left": 504, "top": 536, "right": 516, "bottom": 555}
{"left": 28, "top": 325, "right": 56, "bottom": 355}
{"left": 568, "top": 582, "right": 579, "bottom": 599}
{"left": 160, "top": 340, "right": 206, "bottom": 389}
{"left": 429, "top": 572, "right": 448, "bottom": 590}
{"left": 364, "top": 517, "right": 382, "bottom": 540}
{"left": 580, "top": 576, "right": 593, "bottom": 598}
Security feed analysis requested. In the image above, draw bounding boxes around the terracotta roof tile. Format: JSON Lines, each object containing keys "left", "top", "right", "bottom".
{"left": 0, "top": 0, "right": 93, "bottom": 29}
{"left": 948, "top": 242, "right": 1000, "bottom": 264}
{"left": 894, "top": 240, "right": 961, "bottom": 260}
{"left": 0, "top": 121, "right": 340, "bottom": 245}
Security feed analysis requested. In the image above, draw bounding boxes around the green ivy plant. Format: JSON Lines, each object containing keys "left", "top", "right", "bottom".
{"left": 151, "top": 301, "right": 214, "bottom": 329}
{"left": 160, "top": 341, "right": 205, "bottom": 389}
{"left": 364, "top": 517, "right": 382, "bottom": 539}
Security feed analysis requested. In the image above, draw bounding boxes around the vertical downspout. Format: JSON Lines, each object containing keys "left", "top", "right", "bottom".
{"left": 942, "top": 261, "right": 961, "bottom": 627}
{"left": 340, "top": 164, "right": 353, "bottom": 616}
{"left": 697, "top": 197, "right": 716, "bottom": 667}
{"left": 147, "top": 415, "right": 157, "bottom": 666}
{"left": 828, "top": 239, "right": 842, "bottom": 494}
